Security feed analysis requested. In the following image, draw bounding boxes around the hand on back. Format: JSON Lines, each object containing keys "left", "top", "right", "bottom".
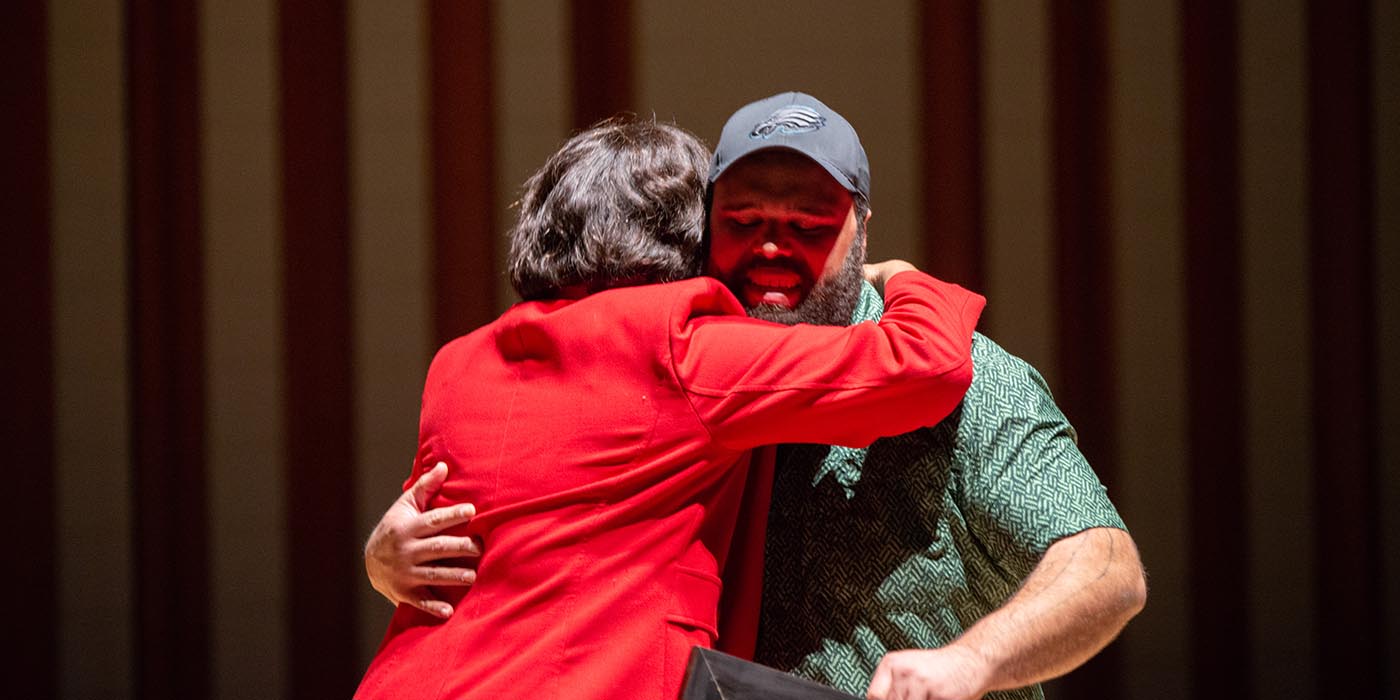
{"left": 365, "top": 462, "right": 482, "bottom": 619}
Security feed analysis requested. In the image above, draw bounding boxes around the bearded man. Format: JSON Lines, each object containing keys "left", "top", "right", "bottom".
{"left": 364, "top": 93, "right": 1145, "bottom": 700}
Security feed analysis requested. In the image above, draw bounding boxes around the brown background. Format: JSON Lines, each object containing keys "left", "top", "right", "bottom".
{"left": 4, "top": 1, "right": 1397, "bottom": 699}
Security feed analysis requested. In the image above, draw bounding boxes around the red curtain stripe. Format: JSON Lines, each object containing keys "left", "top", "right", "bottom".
{"left": 570, "top": 0, "right": 633, "bottom": 130}
{"left": 920, "top": 0, "right": 985, "bottom": 293}
{"left": 278, "top": 1, "right": 359, "bottom": 698}
{"left": 431, "top": 1, "right": 499, "bottom": 344}
{"left": 1181, "top": 1, "right": 1251, "bottom": 696}
{"left": 1, "top": 2, "right": 57, "bottom": 697}
{"left": 1307, "top": 1, "right": 1382, "bottom": 696}
{"left": 1048, "top": 2, "right": 1124, "bottom": 696}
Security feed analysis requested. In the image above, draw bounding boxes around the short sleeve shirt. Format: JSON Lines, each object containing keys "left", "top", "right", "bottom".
{"left": 753, "top": 283, "right": 1127, "bottom": 700}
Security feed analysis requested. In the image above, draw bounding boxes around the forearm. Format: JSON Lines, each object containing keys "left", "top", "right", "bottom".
{"left": 950, "top": 527, "right": 1146, "bottom": 693}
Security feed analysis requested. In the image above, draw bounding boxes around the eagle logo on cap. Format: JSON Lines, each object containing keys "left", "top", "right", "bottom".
{"left": 749, "top": 106, "right": 826, "bottom": 139}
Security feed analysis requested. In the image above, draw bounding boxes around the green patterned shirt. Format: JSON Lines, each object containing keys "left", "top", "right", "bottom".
{"left": 754, "top": 283, "right": 1127, "bottom": 699}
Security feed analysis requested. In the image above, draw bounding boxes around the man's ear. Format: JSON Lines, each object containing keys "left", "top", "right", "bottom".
{"left": 862, "top": 207, "right": 873, "bottom": 225}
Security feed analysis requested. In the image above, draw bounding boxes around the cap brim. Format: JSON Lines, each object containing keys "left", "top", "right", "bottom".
{"left": 710, "top": 144, "right": 860, "bottom": 196}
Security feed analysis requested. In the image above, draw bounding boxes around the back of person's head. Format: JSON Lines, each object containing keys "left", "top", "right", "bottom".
{"left": 508, "top": 117, "right": 711, "bottom": 301}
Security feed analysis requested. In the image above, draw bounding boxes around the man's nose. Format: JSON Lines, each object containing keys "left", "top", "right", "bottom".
{"left": 757, "top": 240, "right": 783, "bottom": 258}
{"left": 752, "top": 227, "right": 791, "bottom": 258}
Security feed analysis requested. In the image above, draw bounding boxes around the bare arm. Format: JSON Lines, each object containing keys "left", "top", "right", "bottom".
{"left": 364, "top": 462, "right": 482, "bottom": 619}
{"left": 867, "top": 526, "right": 1147, "bottom": 700}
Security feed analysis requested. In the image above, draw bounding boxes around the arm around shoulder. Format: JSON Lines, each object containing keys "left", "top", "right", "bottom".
{"left": 673, "top": 269, "right": 984, "bottom": 450}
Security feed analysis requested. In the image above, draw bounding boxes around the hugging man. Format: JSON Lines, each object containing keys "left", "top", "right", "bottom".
{"left": 365, "top": 92, "right": 1145, "bottom": 700}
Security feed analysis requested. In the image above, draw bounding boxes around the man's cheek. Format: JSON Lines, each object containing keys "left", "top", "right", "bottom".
{"left": 702, "top": 252, "right": 728, "bottom": 278}
{"left": 705, "top": 242, "right": 739, "bottom": 275}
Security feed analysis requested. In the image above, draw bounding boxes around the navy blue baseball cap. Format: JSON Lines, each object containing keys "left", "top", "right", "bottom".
{"left": 709, "top": 91, "right": 870, "bottom": 200}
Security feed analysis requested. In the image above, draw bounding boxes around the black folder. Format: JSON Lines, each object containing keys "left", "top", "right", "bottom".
{"left": 679, "top": 647, "right": 861, "bottom": 699}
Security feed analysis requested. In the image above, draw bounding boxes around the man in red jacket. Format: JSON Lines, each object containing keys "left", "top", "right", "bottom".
{"left": 365, "top": 93, "right": 1146, "bottom": 700}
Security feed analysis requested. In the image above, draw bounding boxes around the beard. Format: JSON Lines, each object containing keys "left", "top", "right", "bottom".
{"left": 743, "top": 231, "right": 866, "bottom": 327}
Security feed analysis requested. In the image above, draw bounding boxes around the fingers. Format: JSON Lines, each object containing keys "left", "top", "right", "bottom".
{"left": 408, "top": 461, "right": 450, "bottom": 510}
{"left": 862, "top": 260, "right": 916, "bottom": 295}
{"left": 410, "top": 563, "right": 478, "bottom": 587}
{"left": 412, "top": 502, "right": 476, "bottom": 537}
{"left": 399, "top": 588, "right": 455, "bottom": 620}
{"left": 863, "top": 263, "right": 883, "bottom": 287}
{"left": 415, "top": 534, "right": 482, "bottom": 560}
{"left": 371, "top": 461, "right": 483, "bottom": 619}
{"left": 867, "top": 658, "right": 892, "bottom": 699}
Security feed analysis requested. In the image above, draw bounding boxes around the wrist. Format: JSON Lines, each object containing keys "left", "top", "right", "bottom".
{"left": 943, "top": 640, "right": 997, "bottom": 696}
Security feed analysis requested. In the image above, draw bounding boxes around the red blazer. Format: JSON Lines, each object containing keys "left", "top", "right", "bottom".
{"left": 356, "top": 272, "right": 983, "bottom": 700}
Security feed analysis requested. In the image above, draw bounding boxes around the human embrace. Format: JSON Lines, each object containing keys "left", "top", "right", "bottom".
{"left": 357, "top": 93, "right": 1145, "bottom": 700}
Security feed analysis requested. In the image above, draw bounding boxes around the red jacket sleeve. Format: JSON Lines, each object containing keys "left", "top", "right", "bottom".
{"left": 671, "top": 271, "right": 984, "bottom": 451}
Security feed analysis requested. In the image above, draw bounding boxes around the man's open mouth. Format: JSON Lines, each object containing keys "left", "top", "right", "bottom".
{"left": 742, "top": 266, "right": 808, "bottom": 309}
